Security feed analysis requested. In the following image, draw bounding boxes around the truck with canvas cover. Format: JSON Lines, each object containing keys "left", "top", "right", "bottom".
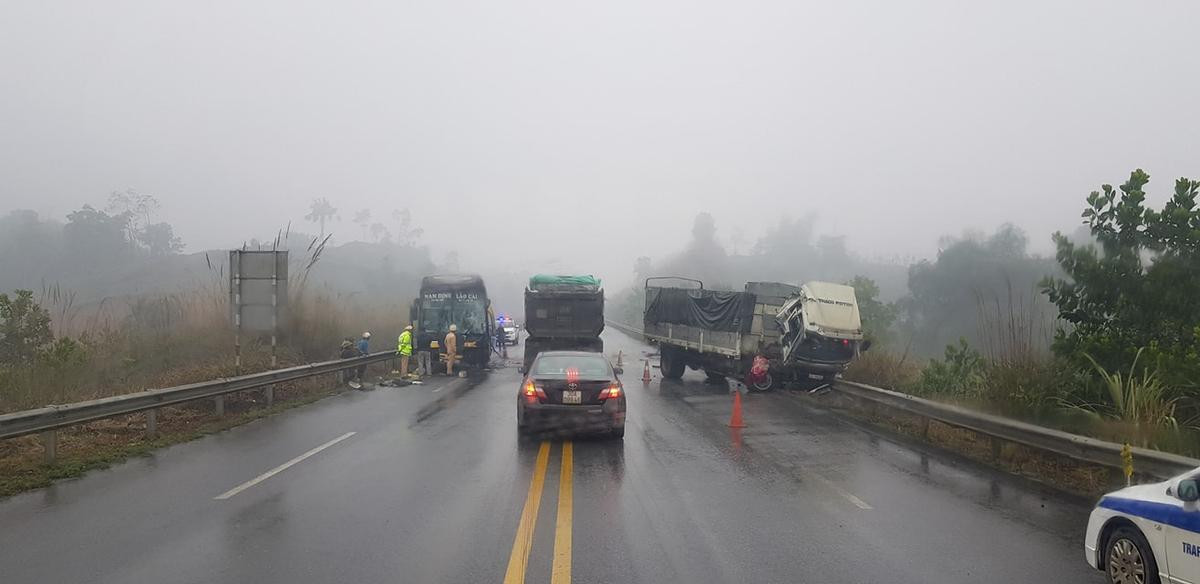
{"left": 411, "top": 274, "right": 494, "bottom": 369}
{"left": 642, "top": 278, "right": 866, "bottom": 391}
{"left": 522, "top": 274, "right": 605, "bottom": 371}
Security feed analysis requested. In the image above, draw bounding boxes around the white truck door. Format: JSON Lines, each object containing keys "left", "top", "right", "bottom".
{"left": 775, "top": 296, "right": 805, "bottom": 363}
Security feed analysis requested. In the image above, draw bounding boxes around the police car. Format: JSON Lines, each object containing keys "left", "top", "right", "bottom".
{"left": 1085, "top": 466, "right": 1200, "bottom": 584}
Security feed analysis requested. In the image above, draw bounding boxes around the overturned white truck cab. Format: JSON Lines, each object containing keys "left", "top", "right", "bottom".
{"left": 642, "top": 278, "right": 867, "bottom": 391}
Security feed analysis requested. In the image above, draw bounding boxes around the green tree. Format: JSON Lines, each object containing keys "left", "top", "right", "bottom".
{"left": 391, "top": 208, "right": 424, "bottom": 246}
{"left": 63, "top": 205, "right": 134, "bottom": 263}
{"left": 369, "top": 222, "right": 389, "bottom": 243}
{"left": 353, "top": 209, "right": 372, "bottom": 241}
{"left": 902, "top": 224, "right": 1057, "bottom": 356}
{"left": 106, "top": 188, "right": 159, "bottom": 230}
{"left": 305, "top": 198, "right": 339, "bottom": 237}
{"left": 848, "top": 276, "right": 898, "bottom": 346}
{"left": 917, "top": 339, "right": 985, "bottom": 398}
{"left": 0, "top": 211, "right": 63, "bottom": 290}
{"left": 664, "top": 212, "right": 729, "bottom": 288}
{"left": 1043, "top": 169, "right": 1200, "bottom": 388}
{"left": 138, "top": 222, "right": 184, "bottom": 255}
{"left": 0, "top": 290, "right": 54, "bottom": 365}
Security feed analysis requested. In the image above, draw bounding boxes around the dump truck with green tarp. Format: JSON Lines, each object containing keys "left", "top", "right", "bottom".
{"left": 522, "top": 274, "right": 605, "bottom": 371}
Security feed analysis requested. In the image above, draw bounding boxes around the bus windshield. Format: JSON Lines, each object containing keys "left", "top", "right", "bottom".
{"left": 421, "top": 295, "right": 487, "bottom": 335}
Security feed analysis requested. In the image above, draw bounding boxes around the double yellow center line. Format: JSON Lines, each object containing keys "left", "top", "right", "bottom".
{"left": 503, "top": 441, "right": 574, "bottom": 584}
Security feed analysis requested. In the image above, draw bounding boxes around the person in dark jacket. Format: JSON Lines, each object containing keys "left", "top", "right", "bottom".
{"left": 339, "top": 338, "right": 357, "bottom": 386}
{"left": 355, "top": 332, "right": 371, "bottom": 382}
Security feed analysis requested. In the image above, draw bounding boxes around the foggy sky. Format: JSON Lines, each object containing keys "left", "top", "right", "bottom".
{"left": 2, "top": 0, "right": 1198, "bottom": 288}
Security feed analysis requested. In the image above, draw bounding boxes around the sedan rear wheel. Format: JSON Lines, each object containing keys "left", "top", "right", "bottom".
{"left": 1106, "top": 526, "right": 1159, "bottom": 584}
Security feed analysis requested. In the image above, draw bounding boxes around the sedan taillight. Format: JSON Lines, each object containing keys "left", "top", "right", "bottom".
{"left": 523, "top": 379, "right": 547, "bottom": 402}
{"left": 598, "top": 383, "right": 622, "bottom": 400}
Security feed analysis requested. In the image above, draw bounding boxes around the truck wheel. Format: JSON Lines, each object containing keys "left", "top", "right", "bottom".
{"left": 748, "top": 373, "right": 775, "bottom": 392}
{"left": 660, "top": 349, "right": 686, "bottom": 380}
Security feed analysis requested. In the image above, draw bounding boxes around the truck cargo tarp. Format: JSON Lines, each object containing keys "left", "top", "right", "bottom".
{"left": 528, "top": 274, "right": 602, "bottom": 292}
{"left": 644, "top": 288, "right": 755, "bottom": 332}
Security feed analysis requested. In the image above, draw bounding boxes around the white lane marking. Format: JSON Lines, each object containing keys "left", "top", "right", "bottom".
{"left": 214, "top": 432, "right": 357, "bottom": 500}
{"left": 810, "top": 472, "right": 873, "bottom": 510}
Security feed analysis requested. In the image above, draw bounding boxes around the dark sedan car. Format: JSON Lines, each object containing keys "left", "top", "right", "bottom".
{"left": 516, "top": 351, "right": 626, "bottom": 438}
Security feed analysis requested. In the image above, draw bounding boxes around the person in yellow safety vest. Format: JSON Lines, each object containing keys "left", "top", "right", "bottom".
{"left": 397, "top": 325, "right": 414, "bottom": 377}
{"left": 444, "top": 324, "right": 458, "bottom": 376}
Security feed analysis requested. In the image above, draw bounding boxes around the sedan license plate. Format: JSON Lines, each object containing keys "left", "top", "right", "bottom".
{"left": 807, "top": 373, "right": 825, "bottom": 380}
{"left": 562, "top": 390, "right": 582, "bottom": 404}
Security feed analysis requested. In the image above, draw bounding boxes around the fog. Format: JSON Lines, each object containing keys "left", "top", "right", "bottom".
{"left": 2, "top": 0, "right": 1198, "bottom": 292}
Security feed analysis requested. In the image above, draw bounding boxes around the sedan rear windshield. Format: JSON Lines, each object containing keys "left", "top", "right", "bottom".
{"left": 532, "top": 355, "right": 611, "bottom": 379}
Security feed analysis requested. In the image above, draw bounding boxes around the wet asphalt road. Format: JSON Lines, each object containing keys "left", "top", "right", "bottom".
{"left": 0, "top": 329, "right": 1102, "bottom": 583}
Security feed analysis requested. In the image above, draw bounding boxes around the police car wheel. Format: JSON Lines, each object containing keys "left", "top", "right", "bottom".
{"left": 1105, "top": 526, "right": 1159, "bottom": 584}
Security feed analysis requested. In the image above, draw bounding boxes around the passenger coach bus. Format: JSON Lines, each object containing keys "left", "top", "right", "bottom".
{"left": 411, "top": 274, "right": 494, "bottom": 370}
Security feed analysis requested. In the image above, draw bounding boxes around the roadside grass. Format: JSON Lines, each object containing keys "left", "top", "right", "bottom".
{"left": 0, "top": 361, "right": 393, "bottom": 499}
{"left": 0, "top": 286, "right": 410, "bottom": 415}
{"left": 842, "top": 351, "right": 921, "bottom": 391}
{"left": 0, "top": 266, "right": 409, "bottom": 498}
{"left": 846, "top": 347, "right": 1200, "bottom": 459}
{"left": 834, "top": 307, "right": 1198, "bottom": 490}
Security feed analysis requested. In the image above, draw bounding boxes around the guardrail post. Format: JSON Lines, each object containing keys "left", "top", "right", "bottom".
{"left": 214, "top": 396, "right": 225, "bottom": 417}
{"left": 41, "top": 430, "right": 57, "bottom": 464}
{"left": 146, "top": 409, "right": 158, "bottom": 439}
{"left": 264, "top": 386, "right": 274, "bottom": 408}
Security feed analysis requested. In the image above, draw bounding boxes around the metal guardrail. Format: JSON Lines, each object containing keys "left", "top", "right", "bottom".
{"left": 605, "top": 320, "right": 1200, "bottom": 480}
{"left": 605, "top": 320, "right": 644, "bottom": 338}
{"left": 834, "top": 380, "right": 1200, "bottom": 481}
{"left": 0, "top": 351, "right": 397, "bottom": 451}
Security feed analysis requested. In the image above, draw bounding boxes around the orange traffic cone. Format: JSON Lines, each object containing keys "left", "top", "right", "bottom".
{"left": 642, "top": 360, "right": 652, "bottom": 383}
{"left": 616, "top": 351, "right": 624, "bottom": 369}
{"left": 728, "top": 390, "right": 746, "bottom": 428}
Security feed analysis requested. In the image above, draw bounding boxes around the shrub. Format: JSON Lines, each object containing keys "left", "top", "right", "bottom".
{"left": 1081, "top": 348, "right": 1180, "bottom": 429}
{"left": 915, "top": 339, "right": 985, "bottom": 399}
{"left": 842, "top": 351, "right": 921, "bottom": 391}
{"left": 1043, "top": 170, "right": 1200, "bottom": 389}
{"left": 980, "top": 355, "right": 1086, "bottom": 417}
{"left": 0, "top": 290, "right": 54, "bottom": 365}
